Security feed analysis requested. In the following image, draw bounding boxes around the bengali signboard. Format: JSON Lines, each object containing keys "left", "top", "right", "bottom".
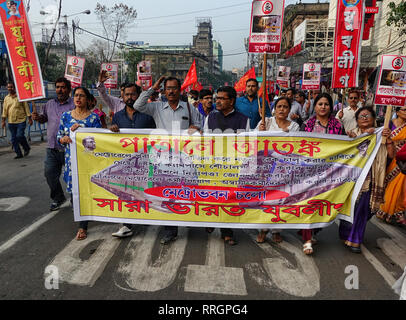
{"left": 0, "top": 0, "right": 45, "bottom": 101}
{"left": 137, "top": 60, "right": 152, "bottom": 91}
{"left": 332, "top": 0, "right": 365, "bottom": 88}
{"left": 276, "top": 66, "right": 290, "bottom": 88}
{"left": 375, "top": 55, "right": 406, "bottom": 107}
{"left": 101, "top": 63, "right": 118, "bottom": 89}
{"left": 302, "top": 63, "right": 321, "bottom": 90}
{"left": 248, "top": 0, "right": 285, "bottom": 53}
{"left": 64, "top": 55, "right": 85, "bottom": 88}
{"left": 70, "top": 128, "right": 383, "bottom": 229}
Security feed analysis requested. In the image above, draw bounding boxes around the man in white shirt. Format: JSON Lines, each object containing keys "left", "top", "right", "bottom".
{"left": 336, "top": 89, "right": 361, "bottom": 134}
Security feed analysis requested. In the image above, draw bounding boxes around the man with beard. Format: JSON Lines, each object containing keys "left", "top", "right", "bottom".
{"left": 32, "top": 77, "right": 74, "bottom": 211}
{"left": 235, "top": 78, "right": 271, "bottom": 129}
{"left": 109, "top": 83, "right": 156, "bottom": 238}
{"left": 133, "top": 76, "right": 202, "bottom": 244}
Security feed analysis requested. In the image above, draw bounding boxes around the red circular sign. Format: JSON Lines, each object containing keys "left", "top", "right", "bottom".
{"left": 392, "top": 57, "right": 404, "bottom": 70}
{"left": 71, "top": 58, "right": 79, "bottom": 66}
{"left": 106, "top": 64, "right": 113, "bottom": 71}
{"left": 309, "top": 64, "right": 315, "bottom": 71}
{"left": 262, "top": 1, "right": 273, "bottom": 15}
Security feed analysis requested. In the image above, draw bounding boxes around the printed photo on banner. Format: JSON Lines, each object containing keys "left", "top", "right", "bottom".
{"left": 65, "top": 55, "right": 85, "bottom": 88}
{"left": 0, "top": 0, "right": 45, "bottom": 101}
{"left": 375, "top": 55, "right": 406, "bottom": 106}
{"left": 0, "top": 0, "right": 21, "bottom": 19}
{"left": 69, "top": 129, "right": 383, "bottom": 229}
{"left": 101, "top": 63, "right": 119, "bottom": 89}
{"left": 248, "top": 0, "right": 285, "bottom": 53}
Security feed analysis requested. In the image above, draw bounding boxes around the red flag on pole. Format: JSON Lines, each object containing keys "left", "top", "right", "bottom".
{"left": 181, "top": 59, "right": 198, "bottom": 91}
{"left": 234, "top": 67, "right": 256, "bottom": 93}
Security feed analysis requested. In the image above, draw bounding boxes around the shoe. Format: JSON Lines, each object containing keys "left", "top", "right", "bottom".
{"left": 160, "top": 233, "right": 177, "bottom": 245}
{"left": 24, "top": 148, "right": 30, "bottom": 157}
{"left": 14, "top": 155, "right": 23, "bottom": 159}
{"left": 349, "top": 246, "right": 362, "bottom": 254}
{"left": 112, "top": 226, "right": 133, "bottom": 238}
{"left": 50, "top": 198, "right": 66, "bottom": 211}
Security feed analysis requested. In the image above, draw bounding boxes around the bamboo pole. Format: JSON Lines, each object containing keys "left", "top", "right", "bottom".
{"left": 261, "top": 53, "right": 267, "bottom": 124}
{"left": 382, "top": 105, "right": 392, "bottom": 145}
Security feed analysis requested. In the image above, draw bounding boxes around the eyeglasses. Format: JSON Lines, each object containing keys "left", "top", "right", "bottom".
{"left": 216, "top": 97, "right": 230, "bottom": 101}
{"left": 358, "top": 114, "right": 372, "bottom": 119}
{"left": 349, "top": 96, "right": 359, "bottom": 100}
{"left": 399, "top": 108, "right": 406, "bottom": 112}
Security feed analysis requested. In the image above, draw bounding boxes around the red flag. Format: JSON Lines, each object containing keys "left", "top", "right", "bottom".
{"left": 181, "top": 59, "right": 198, "bottom": 91}
{"left": 234, "top": 67, "right": 256, "bottom": 92}
{"left": 191, "top": 81, "right": 203, "bottom": 91}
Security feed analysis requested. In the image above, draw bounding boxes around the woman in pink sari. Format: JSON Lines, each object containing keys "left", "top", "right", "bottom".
{"left": 299, "top": 93, "right": 343, "bottom": 255}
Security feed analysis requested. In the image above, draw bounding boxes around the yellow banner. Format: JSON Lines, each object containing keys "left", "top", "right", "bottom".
{"left": 71, "top": 129, "right": 382, "bottom": 229}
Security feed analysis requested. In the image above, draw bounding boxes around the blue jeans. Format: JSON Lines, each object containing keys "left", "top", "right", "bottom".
{"left": 8, "top": 121, "right": 29, "bottom": 157}
{"left": 44, "top": 148, "right": 66, "bottom": 203}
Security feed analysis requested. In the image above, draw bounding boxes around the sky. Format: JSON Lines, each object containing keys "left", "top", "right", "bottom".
{"left": 21, "top": 0, "right": 326, "bottom": 71}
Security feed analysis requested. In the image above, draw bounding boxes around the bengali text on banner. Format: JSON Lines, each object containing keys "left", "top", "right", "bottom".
{"left": 0, "top": 0, "right": 45, "bottom": 101}
{"left": 71, "top": 129, "right": 383, "bottom": 229}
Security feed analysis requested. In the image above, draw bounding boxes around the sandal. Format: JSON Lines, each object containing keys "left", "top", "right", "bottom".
{"left": 256, "top": 230, "right": 269, "bottom": 243}
{"left": 394, "top": 212, "right": 406, "bottom": 228}
{"left": 76, "top": 228, "right": 87, "bottom": 241}
{"left": 271, "top": 232, "right": 283, "bottom": 243}
{"left": 376, "top": 210, "right": 387, "bottom": 221}
{"left": 223, "top": 236, "right": 237, "bottom": 246}
{"left": 303, "top": 241, "right": 313, "bottom": 255}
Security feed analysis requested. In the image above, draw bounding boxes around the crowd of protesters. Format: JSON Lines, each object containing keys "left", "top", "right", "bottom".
{"left": 1, "top": 73, "right": 405, "bottom": 256}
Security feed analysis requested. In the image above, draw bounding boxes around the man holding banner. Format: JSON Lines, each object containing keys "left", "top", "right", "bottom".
{"left": 133, "top": 76, "right": 202, "bottom": 244}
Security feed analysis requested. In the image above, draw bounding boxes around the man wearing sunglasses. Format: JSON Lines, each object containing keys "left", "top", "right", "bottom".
{"left": 336, "top": 89, "right": 362, "bottom": 134}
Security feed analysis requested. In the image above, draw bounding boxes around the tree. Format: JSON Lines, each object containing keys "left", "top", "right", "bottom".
{"left": 94, "top": 3, "right": 137, "bottom": 62}
{"left": 36, "top": 43, "right": 65, "bottom": 82}
{"left": 387, "top": 1, "right": 406, "bottom": 36}
{"left": 124, "top": 49, "right": 142, "bottom": 83}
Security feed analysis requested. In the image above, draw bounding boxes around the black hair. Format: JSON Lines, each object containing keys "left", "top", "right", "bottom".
{"left": 274, "top": 96, "right": 291, "bottom": 110}
{"left": 164, "top": 77, "right": 181, "bottom": 89}
{"left": 313, "top": 92, "right": 334, "bottom": 115}
{"left": 124, "top": 83, "right": 142, "bottom": 95}
{"left": 246, "top": 78, "right": 258, "bottom": 86}
{"left": 355, "top": 106, "right": 376, "bottom": 121}
{"left": 217, "top": 86, "right": 237, "bottom": 105}
{"left": 72, "top": 86, "right": 92, "bottom": 109}
{"left": 55, "top": 77, "right": 71, "bottom": 91}
{"left": 296, "top": 91, "right": 306, "bottom": 99}
{"left": 199, "top": 89, "right": 213, "bottom": 99}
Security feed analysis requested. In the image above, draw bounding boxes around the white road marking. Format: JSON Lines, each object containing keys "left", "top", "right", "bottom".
{"left": 0, "top": 197, "right": 30, "bottom": 211}
{"left": 49, "top": 224, "right": 120, "bottom": 287}
{"left": 245, "top": 230, "right": 320, "bottom": 297}
{"left": 361, "top": 244, "right": 396, "bottom": 287}
{"left": 115, "top": 226, "right": 188, "bottom": 292}
{"left": 184, "top": 229, "right": 247, "bottom": 296}
{"left": 0, "top": 202, "right": 68, "bottom": 255}
{"left": 371, "top": 216, "right": 406, "bottom": 269}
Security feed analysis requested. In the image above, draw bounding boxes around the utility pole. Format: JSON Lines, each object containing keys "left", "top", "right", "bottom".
{"left": 72, "top": 20, "right": 77, "bottom": 56}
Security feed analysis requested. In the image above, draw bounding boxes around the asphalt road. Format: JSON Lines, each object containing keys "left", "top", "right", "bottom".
{"left": 0, "top": 141, "right": 405, "bottom": 307}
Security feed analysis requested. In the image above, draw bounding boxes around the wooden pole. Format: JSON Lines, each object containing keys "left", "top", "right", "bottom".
{"left": 261, "top": 53, "right": 267, "bottom": 124}
{"left": 382, "top": 105, "right": 392, "bottom": 145}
